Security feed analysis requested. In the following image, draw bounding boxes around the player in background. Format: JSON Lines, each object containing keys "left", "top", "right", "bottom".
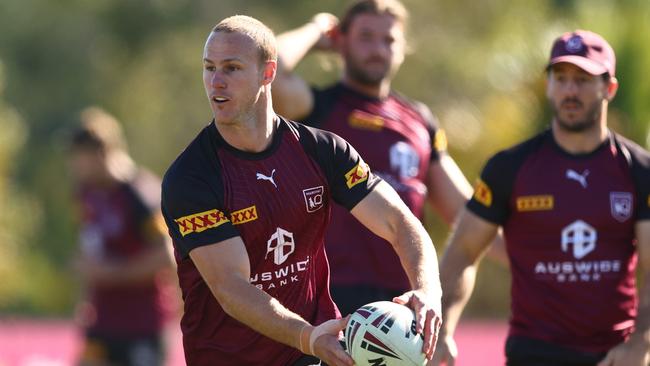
{"left": 272, "top": 0, "right": 506, "bottom": 316}
{"left": 68, "top": 107, "right": 177, "bottom": 366}
{"left": 431, "top": 30, "right": 650, "bottom": 366}
{"left": 161, "top": 15, "right": 442, "bottom": 366}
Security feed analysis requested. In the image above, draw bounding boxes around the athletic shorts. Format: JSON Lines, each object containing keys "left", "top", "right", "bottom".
{"left": 79, "top": 332, "right": 164, "bottom": 366}
{"left": 505, "top": 335, "right": 606, "bottom": 366}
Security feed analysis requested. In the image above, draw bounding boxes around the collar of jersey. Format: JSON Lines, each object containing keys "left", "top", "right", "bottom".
{"left": 547, "top": 128, "right": 614, "bottom": 159}
{"left": 337, "top": 82, "right": 391, "bottom": 102}
{"left": 208, "top": 116, "right": 284, "bottom": 160}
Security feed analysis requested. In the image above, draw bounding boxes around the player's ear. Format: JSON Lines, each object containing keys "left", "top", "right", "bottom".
{"left": 333, "top": 28, "right": 345, "bottom": 53}
{"left": 262, "top": 60, "right": 277, "bottom": 85}
{"left": 606, "top": 76, "right": 618, "bottom": 101}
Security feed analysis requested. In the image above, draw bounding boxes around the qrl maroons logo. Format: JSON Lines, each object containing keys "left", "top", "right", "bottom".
{"left": 303, "top": 186, "right": 324, "bottom": 213}
{"left": 561, "top": 220, "right": 597, "bottom": 259}
{"left": 610, "top": 192, "right": 633, "bottom": 223}
{"left": 265, "top": 227, "right": 295, "bottom": 265}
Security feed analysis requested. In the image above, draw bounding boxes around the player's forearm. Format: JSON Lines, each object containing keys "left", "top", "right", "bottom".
{"left": 438, "top": 245, "right": 478, "bottom": 337}
{"left": 210, "top": 275, "right": 310, "bottom": 351}
{"left": 119, "top": 245, "right": 173, "bottom": 283}
{"left": 630, "top": 274, "right": 650, "bottom": 343}
{"left": 393, "top": 214, "right": 441, "bottom": 297}
{"left": 276, "top": 22, "right": 323, "bottom": 72}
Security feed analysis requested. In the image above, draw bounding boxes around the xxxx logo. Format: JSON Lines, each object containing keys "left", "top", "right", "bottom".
{"left": 175, "top": 209, "right": 229, "bottom": 237}
{"left": 345, "top": 162, "right": 369, "bottom": 189}
{"left": 473, "top": 178, "right": 492, "bottom": 207}
{"left": 231, "top": 205, "right": 258, "bottom": 225}
{"left": 348, "top": 110, "right": 384, "bottom": 131}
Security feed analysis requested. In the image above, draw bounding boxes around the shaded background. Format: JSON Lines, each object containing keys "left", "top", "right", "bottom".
{"left": 1, "top": 0, "right": 649, "bottom": 323}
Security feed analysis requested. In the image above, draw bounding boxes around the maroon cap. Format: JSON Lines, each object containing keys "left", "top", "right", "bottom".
{"left": 547, "top": 30, "right": 616, "bottom": 76}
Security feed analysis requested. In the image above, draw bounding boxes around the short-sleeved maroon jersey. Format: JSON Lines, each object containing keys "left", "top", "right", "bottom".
{"left": 303, "top": 83, "right": 445, "bottom": 291}
{"left": 77, "top": 170, "right": 174, "bottom": 337}
{"left": 161, "top": 117, "right": 380, "bottom": 365}
{"left": 467, "top": 130, "right": 650, "bottom": 353}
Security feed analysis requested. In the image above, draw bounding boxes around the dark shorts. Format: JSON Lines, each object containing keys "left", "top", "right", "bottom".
{"left": 505, "top": 335, "right": 606, "bottom": 366}
{"left": 292, "top": 355, "right": 324, "bottom": 366}
{"left": 330, "top": 284, "right": 403, "bottom": 317}
{"left": 80, "top": 332, "right": 164, "bottom": 366}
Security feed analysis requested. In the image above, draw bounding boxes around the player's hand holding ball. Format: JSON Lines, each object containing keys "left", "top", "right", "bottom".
{"left": 393, "top": 290, "right": 442, "bottom": 359}
{"left": 300, "top": 316, "right": 354, "bottom": 366}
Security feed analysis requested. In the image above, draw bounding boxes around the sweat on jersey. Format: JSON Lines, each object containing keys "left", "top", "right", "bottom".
{"left": 302, "top": 83, "right": 445, "bottom": 291}
{"left": 467, "top": 129, "right": 650, "bottom": 353}
{"left": 161, "top": 117, "right": 380, "bottom": 366}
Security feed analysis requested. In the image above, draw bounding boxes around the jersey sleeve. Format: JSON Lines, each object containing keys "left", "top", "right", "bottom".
{"left": 466, "top": 151, "right": 517, "bottom": 225}
{"left": 294, "top": 122, "right": 381, "bottom": 211}
{"left": 298, "top": 85, "right": 339, "bottom": 128}
{"left": 413, "top": 101, "right": 446, "bottom": 162}
{"left": 161, "top": 167, "right": 240, "bottom": 258}
{"left": 624, "top": 140, "right": 650, "bottom": 221}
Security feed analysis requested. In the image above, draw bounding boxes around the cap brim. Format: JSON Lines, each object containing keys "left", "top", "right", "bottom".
{"left": 547, "top": 55, "right": 608, "bottom": 75}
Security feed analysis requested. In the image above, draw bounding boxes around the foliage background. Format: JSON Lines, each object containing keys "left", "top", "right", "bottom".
{"left": 1, "top": 0, "right": 649, "bottom": 317}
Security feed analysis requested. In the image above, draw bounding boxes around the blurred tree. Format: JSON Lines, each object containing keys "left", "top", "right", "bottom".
{"left": 0, "top": 0, "right": 648, "bottom": 317}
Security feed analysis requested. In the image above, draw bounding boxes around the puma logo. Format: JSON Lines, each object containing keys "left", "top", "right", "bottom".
{"left": 256, "top": 169, "right": 277, "bottom": 188}
{"left": 566, "top": 169, "right": 589, "bottom": 188}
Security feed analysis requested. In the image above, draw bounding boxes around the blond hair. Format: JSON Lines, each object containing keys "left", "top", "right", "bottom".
{"left": 213, "top": 15, "right": 277, "bottom": 65}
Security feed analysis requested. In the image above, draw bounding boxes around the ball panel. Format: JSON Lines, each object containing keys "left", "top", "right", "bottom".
{"left": 345, "top": 301, "right": 427, "bottom": 366}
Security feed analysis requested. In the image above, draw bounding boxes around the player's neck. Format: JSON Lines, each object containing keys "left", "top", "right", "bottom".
{"left": 341, "top": 77, "right": 391, "bottom": 99}
{"left": 216, "top": 101, "right": 278, "bottom": 153}
{"left": 551, "top": 118, "right": 608, "bottom": 155}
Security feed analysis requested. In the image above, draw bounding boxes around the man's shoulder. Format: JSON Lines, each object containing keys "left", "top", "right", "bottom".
{"left": 163, "top": 123, "right": 216, "bottom": 192}
{"left": 281, "top": 116, "right": 346, "bottom": 148}
{"left": 612, "top": 132, "right": 650, "bottom": 167}
{"left": 486, "top": 130, "right": 549, "bottom": 169}
{"left": 388, "top": 90, "right": 440, "bottom": 132}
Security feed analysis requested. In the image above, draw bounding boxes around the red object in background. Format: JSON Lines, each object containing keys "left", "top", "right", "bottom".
{"left": 0, "top": 318, "right": 506, "bottom": 366}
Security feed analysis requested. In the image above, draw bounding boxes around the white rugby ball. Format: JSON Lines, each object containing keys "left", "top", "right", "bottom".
{"left": 345, "top": 301, "right": 426, "bottom": 366}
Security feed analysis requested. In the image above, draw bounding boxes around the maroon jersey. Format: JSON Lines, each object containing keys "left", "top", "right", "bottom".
{"left": 303, "top": 83, "right": 445, "bottom": 291}
{"left": 77, "top": 170, "right": 173, "bottom": 337}
{"left": 467, "top": 130, "right": 650, "bottom": 353}
{"left": 161, "top": 117, "right": 380, "bottom": 366}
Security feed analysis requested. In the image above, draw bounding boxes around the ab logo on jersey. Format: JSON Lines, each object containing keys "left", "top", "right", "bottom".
{"left": 265, "top": 227, "right": 295, "bottom": 265}
{"left": 346, "top": 162, "right": 370, "bottom": 188}
{"left": 175, "top": 209, "right": 230, "bottom": 237}
{"left": 473, "top": 178, "right": 492, "bottom": 207}
{"left": 561, "top": 220, "right": 597, "bottom": 259}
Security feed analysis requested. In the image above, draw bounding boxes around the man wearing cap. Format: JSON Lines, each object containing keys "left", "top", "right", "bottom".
{"left": 430, "top": 30, "right": 650, "bottom": 366}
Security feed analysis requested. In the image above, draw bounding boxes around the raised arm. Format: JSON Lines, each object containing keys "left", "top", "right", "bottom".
{"left": 597, "top": 220, "right": 650, "bottom": 366}
{"left": 273, "top": 13, "right": 338, "bottom": 120}
{"left": 429, "top": 209, "right": 499, "bottom": 366}
{"left": 350, "top": 180, "right": 442, "bottom": 360}
{"left": 190, "top": 237, "right": 354, "bottom": 366}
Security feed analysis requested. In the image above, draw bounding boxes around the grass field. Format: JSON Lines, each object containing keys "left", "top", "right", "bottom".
{"left": 0, "top": 318, "right": 507, "bottom": 365}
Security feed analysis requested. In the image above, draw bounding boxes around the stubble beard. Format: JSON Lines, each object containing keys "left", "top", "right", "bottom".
{"left": 345, "top": 54, "right": 391, "bottom": 87}
{"left": 552, "top": 98, "right": 602, "bottom": 133}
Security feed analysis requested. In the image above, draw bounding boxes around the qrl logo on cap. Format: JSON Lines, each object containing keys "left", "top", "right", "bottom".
{"left": 566, "top": 35, "right": 584, "bottom": 53}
